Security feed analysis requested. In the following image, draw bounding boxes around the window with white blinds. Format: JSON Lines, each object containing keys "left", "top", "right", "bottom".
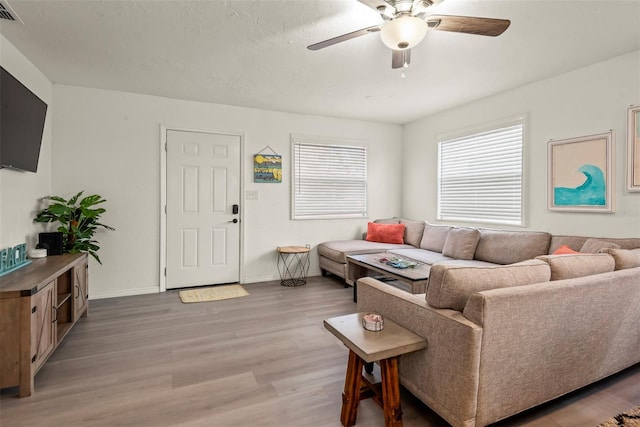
{"left": 292, "top": 138, "right": 367, "bottom": 220}
{"left": 437, "top": 120, "right": 524, "bottom": 226}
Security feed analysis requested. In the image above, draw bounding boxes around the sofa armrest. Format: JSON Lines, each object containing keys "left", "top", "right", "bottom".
{"left": 356, "top": 277, "right": 483, "bottom": 427}
{"left": 463, "top": 268, "right": 640, "bottom": 426}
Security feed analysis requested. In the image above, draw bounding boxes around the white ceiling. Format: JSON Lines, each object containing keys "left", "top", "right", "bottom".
{"left": 1, "top": 0, "right": 639, "bottom": 124}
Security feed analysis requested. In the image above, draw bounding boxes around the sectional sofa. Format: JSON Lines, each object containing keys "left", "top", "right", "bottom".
{"left": 319, "top": 218, "right": 640, "bottom": 426}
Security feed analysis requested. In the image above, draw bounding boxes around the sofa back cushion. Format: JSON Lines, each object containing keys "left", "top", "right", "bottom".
{"left": 400, "top": 219, "right": 425, "bottom": 247}
{"left": 426, "top": 259, "right": 550, "bottom": 311}
{"left": 536, "top": 253, "right": 615, "bottom": 280}
{"left": 600, "top": 248, "right": 640, "bottom": 270}
{"left": 580, "top": 238, "right": 621, "bottom": 253}
{"left": 365, "top": 222, "right": 405, "bottom": 244}
{"left": 474, "top": 229, "right": 551, "bottom": 265}
{"left": 374, "top": 217, "right": 400, "bottom": 224}
{"left": 419, "top": 223, "right": 452, "bottom": 253}
{"left": 549, "top": 235, "right": 640, "bottom": 253}
{"left": 441, "top": 227, "right": 481, "bottom": 260}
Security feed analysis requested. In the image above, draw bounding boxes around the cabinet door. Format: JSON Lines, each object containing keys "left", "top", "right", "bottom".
{"left": 73, "top": 260, "right": 88, "bottom": 321}
{"left": 30, "top": 282, "right": 56, "bottom": 373}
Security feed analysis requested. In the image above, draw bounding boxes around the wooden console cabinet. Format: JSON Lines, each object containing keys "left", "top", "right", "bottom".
{"left": 0, "top": 253, "right": 88, "bottom": 397}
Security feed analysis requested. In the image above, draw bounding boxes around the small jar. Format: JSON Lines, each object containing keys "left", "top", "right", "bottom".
{"left": 362, "top": 313, "right": 384, "bottom": 331}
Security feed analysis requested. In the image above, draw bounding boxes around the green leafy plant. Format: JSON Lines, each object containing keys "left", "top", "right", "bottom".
{"left": 34, "top": 191, "right": 115, "bottom": 264}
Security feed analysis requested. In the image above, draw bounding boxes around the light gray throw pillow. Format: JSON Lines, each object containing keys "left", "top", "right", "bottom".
{"left": 420, "top": 223, "right": 451, "bottom": 253}
{"left": 600, "top": 248, "right": 640, "bottom": 270}
{"left": 400, "top": 219, "right": 426, "bottom": 248}
{"left": 441, "top": 228, "right": 480, "bottom": 260}
{"left": 580, "top": 238, "right": 621, "bottom": 253}
{"left": 427, "top": 259, "right": 551, "bottom": 311}
{"left": 536, "top": 253, "right": 615, "bottom": 280}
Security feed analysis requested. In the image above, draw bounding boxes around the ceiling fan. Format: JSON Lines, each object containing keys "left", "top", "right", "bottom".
{"left": 307, "top": 0, "right": 510, "bottom": 71}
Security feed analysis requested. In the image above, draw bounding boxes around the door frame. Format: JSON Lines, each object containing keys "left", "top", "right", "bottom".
{"left": 159, "top": 125, "right": 245, "bottom": 292}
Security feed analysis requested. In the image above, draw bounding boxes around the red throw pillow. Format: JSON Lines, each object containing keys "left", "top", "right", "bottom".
{"left": 553, "top": 244, "right": 579, "bottom": 255}
{"left": 365, "top": 222, "right": 406, "bottom": 244}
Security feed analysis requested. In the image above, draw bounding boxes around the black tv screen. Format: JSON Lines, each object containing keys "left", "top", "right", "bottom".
{"left": 0, "top": 66, "right": 48, "bottom": 173}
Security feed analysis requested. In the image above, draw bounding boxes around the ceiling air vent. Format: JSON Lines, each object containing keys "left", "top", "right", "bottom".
{"left": 0, "top": 0, "right": 23, "bottom": 23}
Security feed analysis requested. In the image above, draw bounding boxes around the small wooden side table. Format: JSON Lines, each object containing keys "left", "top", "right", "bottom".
{"left": 324, "top": 313, "right": 427, "bottom": 427}
{"left": 276, "top": 245, "right": 310, "bottom": 287}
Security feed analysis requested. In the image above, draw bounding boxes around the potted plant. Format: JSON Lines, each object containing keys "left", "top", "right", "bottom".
{"left": 34, "top": 191, "right": 114, "bottom": 264}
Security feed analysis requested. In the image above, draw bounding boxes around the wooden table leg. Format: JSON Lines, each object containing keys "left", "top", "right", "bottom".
{"left": 341, "top": 350, "right": 364, "bottom": 427}
{"left": 380, "top": 356, "right": 403, "bottom": 427}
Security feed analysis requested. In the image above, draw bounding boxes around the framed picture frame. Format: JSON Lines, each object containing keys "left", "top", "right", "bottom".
{"left": 626, "top": 105, "right": 640, "bottom": 192}
{"left": 548, "top": 131, "right": 614, "bottom": 213}
{"left": 253, "top": 153, "right": 282, "bottom": 183}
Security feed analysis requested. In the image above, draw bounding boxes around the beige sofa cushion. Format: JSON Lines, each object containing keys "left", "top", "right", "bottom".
{"left": 318, "top": 240, "right": 412, "bottom": 264}
{"left": 475, "top": 229, "right": 552, "bottom": 265}
{"left": 442, "top": 227, "right": 480, "bottom": 260}
{"left": 600, "top": 248, "right": 640, "bottom": 270}
{"left": 419, "top": 223, "right": 451, "bottom": 253}
{"left": 536, "top": 253, "right": 615, "bottom": 280}
{"left": 400, "top": 219, "right": 425, "bottom": 247}
{"left": 426, "top": 259, "right": 550, "bottom": 311}
{"left": 374, "top": 217, "right": 400, "bottom": 224}
{"left": 549, "top": 235, "right": 640, "bottom": 253}
{"left": 388, "top": 248, "right": 452, "bottom": 265}
{"left": 580, "top": 238, "right": 621, "bottom": 253}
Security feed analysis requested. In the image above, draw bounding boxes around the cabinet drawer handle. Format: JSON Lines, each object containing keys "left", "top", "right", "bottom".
{"left": 75, "top": 284, "right": 80, "bottom": 299}
{"left": 53, "top": 306, "right": 58, "bottom": 323}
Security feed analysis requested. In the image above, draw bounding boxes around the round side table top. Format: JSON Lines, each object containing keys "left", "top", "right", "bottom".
{"left": 277, "top": 246, "right": 310, "bottom": 254}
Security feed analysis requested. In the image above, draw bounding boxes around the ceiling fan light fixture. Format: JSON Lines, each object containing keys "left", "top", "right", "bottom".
{"left": 380, "top": 15, "right": 428, "bottom": 50}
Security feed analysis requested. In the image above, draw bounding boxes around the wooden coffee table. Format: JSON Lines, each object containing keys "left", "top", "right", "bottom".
{"left": 324, "top": 313, "right": 427, "bottom": 427}
{"left": 347, "top": 253, "right": 430, "bottom": 302}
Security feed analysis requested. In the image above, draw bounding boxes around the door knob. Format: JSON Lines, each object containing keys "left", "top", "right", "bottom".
{"left": 229, "top": 218, "right": 238, "bottom": 224}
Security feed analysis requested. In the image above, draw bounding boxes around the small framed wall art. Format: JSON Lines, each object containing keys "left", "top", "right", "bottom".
{"left": 626, "top": 105, "right": 640, "bottom": 192}
{"left": 548, "top": 131, "right": 614, "bottom": 213}
{"left": 253, "top": 146, "right": 282, "bottom": 183}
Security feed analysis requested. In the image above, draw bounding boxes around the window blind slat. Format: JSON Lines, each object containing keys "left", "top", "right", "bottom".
{"left": 438, "top": 121, "right": 524, "bottom": 226}
{"left": 292, "top": 140, "right": 368, "bottom": 220}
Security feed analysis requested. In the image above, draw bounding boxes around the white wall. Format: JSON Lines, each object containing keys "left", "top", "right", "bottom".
{"left": 403, "top": 50, "right": 640, "bottom": 238}
{"left": 0, "top": 35, "right": 53, "bottom": 250}
{"left": 52, "top": 85, "right": 403, "bottom": 298}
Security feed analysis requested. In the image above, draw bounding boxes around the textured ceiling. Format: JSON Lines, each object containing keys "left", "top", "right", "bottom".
{"left": 1, "top": 0, "right": 639, "bottom": 124}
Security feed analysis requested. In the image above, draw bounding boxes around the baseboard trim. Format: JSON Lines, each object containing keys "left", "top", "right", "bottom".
{"left": 90, "top": 286, "right": 160, "bottom": 300}
{"left": 243, "top": 274, "right": 280, "bottom": 283}
{"left": 90, "top": 271, "right": 325, "bottom": 299}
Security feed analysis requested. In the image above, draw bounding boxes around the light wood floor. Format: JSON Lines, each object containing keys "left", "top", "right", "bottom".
{"left": 1, "top": 276, "right": 638, "bottom": 426}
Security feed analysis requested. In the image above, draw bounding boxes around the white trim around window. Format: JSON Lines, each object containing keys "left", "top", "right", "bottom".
{"left": 437, "top": 117, "right": 525, "bottom": 226}
{"left": 291, "top": 134, "right": 368, "bottom": 220}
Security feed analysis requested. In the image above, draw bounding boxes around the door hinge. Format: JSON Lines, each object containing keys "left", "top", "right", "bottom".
{"left": 31, "top": 306, "right": 37, "bottom": 314}
{"left": 164, "top": 205, "right": 167, "bottom": 214}
{"left": 164, "top": 268, "right": 167, "bottom": 276}
{"left": 165, "top": 142, "right": 167, "bottom": 151}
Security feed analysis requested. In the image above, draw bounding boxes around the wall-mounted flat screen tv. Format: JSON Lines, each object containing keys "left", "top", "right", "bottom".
{"left": 0, "top": 66, "right": 48, "bottom": 173}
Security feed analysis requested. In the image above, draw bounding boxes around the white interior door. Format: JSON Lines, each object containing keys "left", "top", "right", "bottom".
{"left": 166, "top": 130, "right": 241, "bottom": 289}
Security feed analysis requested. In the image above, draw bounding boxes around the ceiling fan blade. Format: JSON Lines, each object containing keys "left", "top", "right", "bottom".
{"left": 307, "top": 25, "right": 382, "bottom": 51}
{"left": 427, "top": 15, "right": 511, "bottom": 37}
{"left": 357, "top": 0, "right": 396, "bottom": 18}
{"left": 391, "top": 49, "right": 411, "bottom": 69}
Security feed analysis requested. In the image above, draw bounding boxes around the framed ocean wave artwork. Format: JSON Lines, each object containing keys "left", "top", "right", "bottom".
{"left": 627, "top": 105, "right": 640, "bottom": 192}
{"left": 548, "top": 131, "right": 614, "bottom": 213}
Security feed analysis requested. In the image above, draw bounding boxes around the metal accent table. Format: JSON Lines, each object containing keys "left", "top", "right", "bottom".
{"left": 276, "top": 245, "right": 310, "bottom": 286}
